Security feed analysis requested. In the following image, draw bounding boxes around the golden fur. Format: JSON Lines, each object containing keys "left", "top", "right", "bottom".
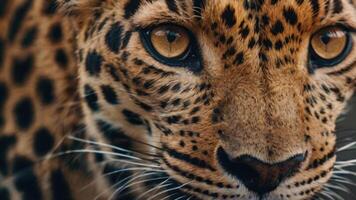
{"left": 0, "top": 0, "right": 355, "bottom": 199}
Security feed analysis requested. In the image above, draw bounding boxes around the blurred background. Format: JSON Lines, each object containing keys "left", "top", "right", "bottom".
{"left": 333, "top": 94, "right": 356, "bottom": 200}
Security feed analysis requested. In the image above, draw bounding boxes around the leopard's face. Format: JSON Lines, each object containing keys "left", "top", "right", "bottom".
{"left": 64, "top": 0, "right": 356, "bottom": 199}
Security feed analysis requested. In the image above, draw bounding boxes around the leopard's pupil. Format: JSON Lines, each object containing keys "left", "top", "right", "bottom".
{"left": 320, "top": 34, "right": 331, "bottom": 45}
{"left": 166, "top": 31, "right": 177, "bottom": 43}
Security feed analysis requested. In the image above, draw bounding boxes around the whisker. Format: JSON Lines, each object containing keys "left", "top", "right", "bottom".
{"left": 80, "top": 166, "right": 163, "bottom": 192}
{"left": 94, "top": 171, "right": 143, "bottom": 200}
{"left": 136, "top": 178, "right": 172, "bottom": 200}
{"left": 186, "top": 196, "right": 193, "bottom": 200}
{"left": 161, "top": 192, "right": 179, "bottom": 200}
{"left": 117, "top": 176, "right": 170, "bottom": 197}
{"left": 333, "top": 169, "right": 356, "bottom": 177}
{"left": 174, "top": 195, "right": 188, "bottom": 200}
{"left": 114, "top": 172, "right": 165, "bottom": 196}
{"left": 323, "top": 187, "right": 343, "bottom": 200}
{"left": 147, "top": 181, "right": 193, "bottom": 200}
{"left": 325, "top": 183, "right": 350, "bottom": 194}
{"left": 337, "top": 141, "right": 356, "bottom": 152}
{"left": 47, "top": 149, "right": 161, "bottom": 168}
{"left": 68, "top": 136, "right": 160, "bottom": 158}
{"left": 331, "top": 177, "right": 356, "bottom": 188}
{"left": 108, "top": 172, "right": 158, "bottom": 200}
{"left": 316, "top": 191, "right": 333, "bottom": 200}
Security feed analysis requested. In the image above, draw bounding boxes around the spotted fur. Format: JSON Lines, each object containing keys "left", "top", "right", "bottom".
{"left": 0, "top": 0, "right": 356, "bottom": 199}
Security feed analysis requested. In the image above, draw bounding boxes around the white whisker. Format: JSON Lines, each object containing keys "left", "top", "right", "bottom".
{"left": 174, "top": 195, "right": 187, "bottom": 200}
{"left": 48, "top": 149, "right": 160, "bottom": 168}
{"left": 117, "top": 176, "right": 170, "bottom": 197}
{"left": 108, "top": 172, "right": 158, "bottom": 200}
{"left": 161, "top": 192, "right": 179, "bottom": 200}
{"left": 136, "top": 178, "right": 172, "bottom": 200}
{"left": 67, "top": 136, "right": 159, "bottom": 158}
{"left": 337, "top": 141, "right": 356, "bottom": 152}
{"left": 80, "top": 166, "right": 159, "bottom": 192}
{"left": 94, "top": 172, "right": 142, "bottom": 200}
{"left": 147, "top": 181, "right": 193, "bottom": 200}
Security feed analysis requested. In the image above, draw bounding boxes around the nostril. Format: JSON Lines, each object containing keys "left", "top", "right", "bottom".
{"left": 217, "top": 147, "right": 305, "bottom": 195}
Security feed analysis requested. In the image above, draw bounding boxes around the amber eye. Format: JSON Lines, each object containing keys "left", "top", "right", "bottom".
{"left": 309, "top": 26, "right": 353, "bottom": 69}
{"left": 150, "top": 25, "right": 190, "bottom": 58}
{"left": 140, "top": 24, "right": 202, "bottom": 73}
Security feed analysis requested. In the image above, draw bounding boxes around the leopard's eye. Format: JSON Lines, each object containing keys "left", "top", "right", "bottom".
{"left": 140, "top": 24, "right": 202, "bottom": 73}
{"left": 150, "top": 25, "right": 190, "bottom": 58}
{"left": 309, "top": 26, "right": 353, "bottom": 69}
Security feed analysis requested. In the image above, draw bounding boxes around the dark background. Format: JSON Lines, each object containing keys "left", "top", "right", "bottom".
{"left": 334, "top": 94, "right": 356, "bottom": 200}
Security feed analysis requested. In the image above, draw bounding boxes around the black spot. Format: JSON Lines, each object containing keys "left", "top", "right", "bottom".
{"left": 223, "top": 47, "right": 237, "bottom": 59}
{"left": 124, "top": 0, "right": 141, "bottom": 19}
{"left": 309, "top": 0, "right": 320, "bottom": 17}
{"left": 296, "top": 0, "right": 304, "bottom": 5}
{"left": 13, "top": 97, "right": 35, "bottom": 130}
{"left": 84, "top": 84, "right": 99, "bottom": 112}
{"left": 7, "top": 0, "right": 33, "bottom": 42}
{"left": 85, "top": 51, "right": 102, "bottom": 76}
{"left": 50, "top": 170, "right": 73, "bottom": 200}
{"left": 165, "top": 0, "right": 179, "bottom": 13}
{"left": 11, "top": 55, "right": 34, "bottom": 85}
{"left": 12, "top": 156, "right": 33, "bottom": 174}
{"left": 96, "top": 120, "right": 132, "bottom": 149}
{"left": 0, "top": 136, "right": 17, "bottom": 175}
{"left": 0, "top": 38, "right": 4, "bottom": 69}
{"left": 239, "top": 26, "right": 250, "bottom": 39}
{"left": 191, "top": 116, "right": 200, "bottom": 124}
{"left": 101, "top": 85, "right": 119, "bottom": 105}
{"left": 158, "top": 85, "right": 170, "bottom": 94}
{"left": 21, "top": 26, "right": 38, "bottom": 48}
{"left": 0, "top": 0, "right": 9, "bottom": 17}
{"left": 122, "top": 109, "right": 144, "bottom": 125}
{"left": 332, "top": 0, "right": 343, "bottom": 14}
{"left": 262, "top": 39, "right": 273, "bottom": 49}
{"left": 271, "top": 0, "right": 279, "bottom": 5}
{"left": 234, "top": 52, "right": 244, "bottom": 65}
{"left": 36, "top": 77, "right": 55, "bottom": 105}
{"left": 171, "top": 83, "right": 181, "bottom": 92}
{"left": 43, "top": 0, "right": 57, "bottom": 15}
{"left": 14, "top": 168, "right": 43, "bottom": 200}
{"left": 248, "top": 38, "right": 256, "bottom": 49}
{"left": 34, "top": 127, "right": 55, "bottom": 156}
{"left": 0, "top": 187, "right": 10, "bottom": 200}
{"left": 48, "top": 23, "right": 63, "bottom": 43}
{"left": 55, "top": 48, "right": 69, "bottom": 69}
{"left": 0, "top": 115, "right": 4, "bottom": 129}
{"left": 221, "top": 5, "right": 237, "bottom": 28}
{"left": 271, "top": 20, "right": 284, "bottom": 35}
{"left": 275, "top": 40, "right": 283, "bottom": 50}
{"left": 283, "top": 7, "right": 298, "bottom": 25}
{"left": 106, "top": 64, "right": 121, "bottom": 82}
{"left": 0, "top": 81, "right": 8, "bottom": 110}
{"left": 105, "top": 22, "right": 123, "bottom": 53}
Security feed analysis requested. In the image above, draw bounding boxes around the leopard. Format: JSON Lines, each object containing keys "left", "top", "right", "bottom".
{"left": 0, "top": 0, "right": 356, "bottom": 199}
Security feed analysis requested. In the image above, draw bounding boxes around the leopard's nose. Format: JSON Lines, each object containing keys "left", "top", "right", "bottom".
{"left": 217, "top": 147, "right": 305, "bottom": 195}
